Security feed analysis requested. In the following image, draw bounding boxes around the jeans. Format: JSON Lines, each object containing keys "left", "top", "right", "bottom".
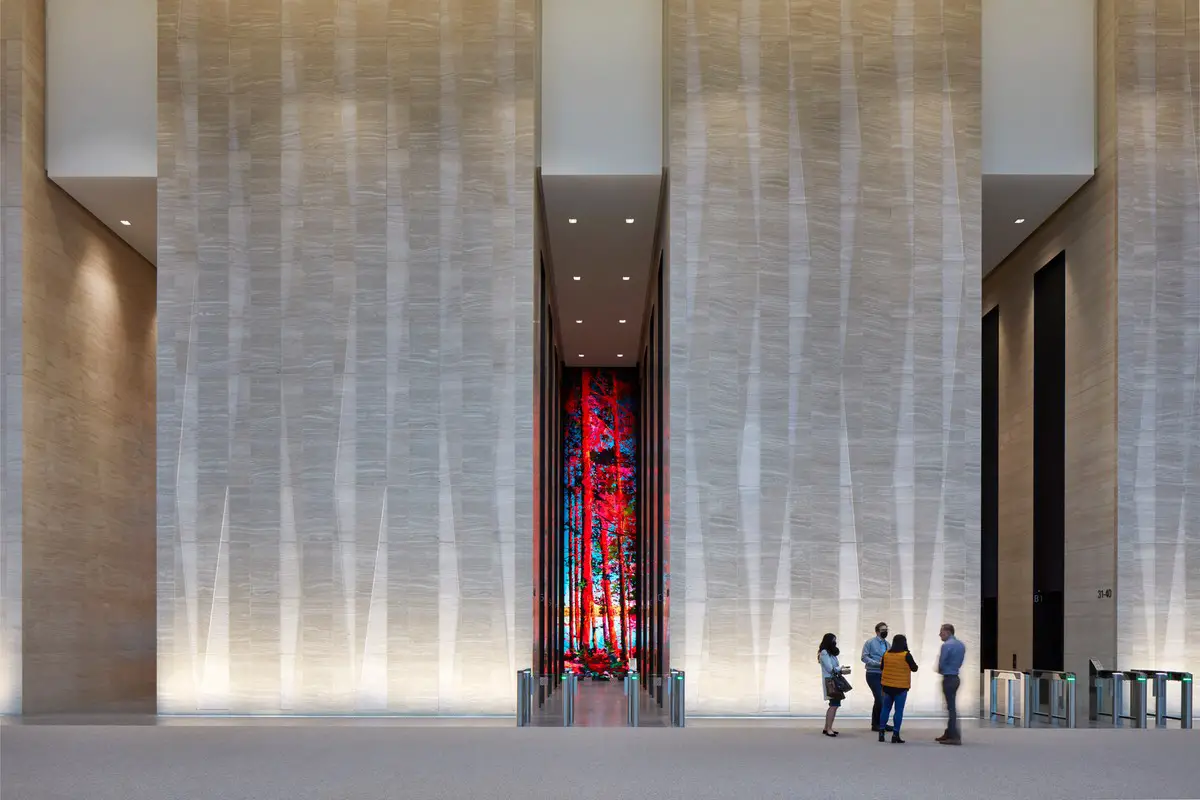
{"left": 880, "top": 689, "right": 908, "bottom": 736}
{"left": 943, "top": 675, "right": 961, "bottom": 739}
{"left": 866, "top": 671, "right": 883, "bottom": 729}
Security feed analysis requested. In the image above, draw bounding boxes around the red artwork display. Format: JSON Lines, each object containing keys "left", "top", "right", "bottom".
{"left": 563, "top": 368, "right": 639, "bottom": 677}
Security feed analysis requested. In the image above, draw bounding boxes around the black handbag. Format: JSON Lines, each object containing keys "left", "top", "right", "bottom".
{"left": 833, "top": 672, "right": 853, "bottom": 694}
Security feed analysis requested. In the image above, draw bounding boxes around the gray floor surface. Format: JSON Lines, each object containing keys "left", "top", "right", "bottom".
{"left": 2, "top": 719, "right": 1197, "bottom": 799}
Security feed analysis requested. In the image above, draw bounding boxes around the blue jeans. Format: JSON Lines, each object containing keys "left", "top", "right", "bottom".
{"left": 880, "top": 689, "right": 908, "bottom": 736}
{"left": 865, "top": 671, "right": 884, "bottom": 729}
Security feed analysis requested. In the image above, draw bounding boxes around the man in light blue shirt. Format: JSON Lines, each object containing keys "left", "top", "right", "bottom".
{"left": 861, "top": 622, "right": 890, "bottom": 732}
{"left": 935, "top": 623, "right": 966, "bottom": 744}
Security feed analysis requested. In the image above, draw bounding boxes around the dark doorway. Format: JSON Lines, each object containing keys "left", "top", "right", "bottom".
{"left": 982, "top": 306, "right": 999, "bottom": 671}
{"left": 1032, "top": 253, "right": 1066, "bottom": 672}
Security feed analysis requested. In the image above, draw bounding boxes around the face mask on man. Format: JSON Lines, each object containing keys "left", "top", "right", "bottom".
{"left": 879, "top": 629, "right": 888, "bottom": 639}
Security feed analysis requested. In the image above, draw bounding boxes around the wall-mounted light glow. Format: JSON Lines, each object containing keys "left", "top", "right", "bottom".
{"left": 1014, "top": 218, "right": 1025, "bottom": 224}
{"left": 569, "top": 218, "right": 578, "bottom": 224}
{"left": 622, "top": 276, "right": 630, "bottom": 281}
{"left": 617, "top": 354, "right": 624, "bottom": 358}
{"left": 578, "top": 354, "right": 584, "bottom": 358}
{"left": 120, "top": 220, "right": 131, "bottom": 226}
{"left": 573, "top": 276, "right": 581, "bottom": 281}
{"left": 619, "top": 319, "right": 626, "bottom": 324}
{"left": 576, "top": 319, "right": 583, "bottom": 324}
{"left": 625, "top": 218, "right": 634, "bottom": 224}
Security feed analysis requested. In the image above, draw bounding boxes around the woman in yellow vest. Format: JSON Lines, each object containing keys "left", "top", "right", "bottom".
{"left": 878, "top": 634, "right": 918, "bottom": 743}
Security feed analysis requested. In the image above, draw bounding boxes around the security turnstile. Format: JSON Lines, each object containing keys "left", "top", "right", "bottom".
{"left": 1091, "top": 669, "right": 1149, "bottom": 728}
{"left": 1023, "top": 670, "right": 1077, "bottom": 728}
{"left": 985, "top": 669, "right": 1024, "bottom": 725}
{"left": 1129, "top": 670, "right": 1193, "bottom": 730}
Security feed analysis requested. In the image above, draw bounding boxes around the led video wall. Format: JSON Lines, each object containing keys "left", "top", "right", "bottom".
{"left": 563, "top": 368, "right": 639, "bottom": 676}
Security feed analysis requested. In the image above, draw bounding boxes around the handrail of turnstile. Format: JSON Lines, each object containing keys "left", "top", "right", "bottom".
{"left": 516, "top": 668, "right": 534, "bottom": 726}
{"left": 1023, "top": 670, "right": 1077, "bottom": 728}
{"left": 1126, "top": 670, "right": 1193, "bottom": 729}
{"left": 668, "top": 669, "right": 686, "bottom": 728}
{"left": 1090, "top": 668, "right": 1149, "bottom": 728}
{"left": 985, "top": 669, "right": 1025, "bottom": 725}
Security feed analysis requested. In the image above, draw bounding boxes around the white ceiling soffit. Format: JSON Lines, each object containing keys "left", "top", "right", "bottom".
{"left": 542, "top": 174, "right": 663, "bottom": 367}
{"left": 540, "top": 0, "right": 663, "bottom": 175}
{"left": 51, "top": 177, "right": 158, "bottom": 265}
{"left": 982, "top": 174, "right": 1091, "bottom": 275}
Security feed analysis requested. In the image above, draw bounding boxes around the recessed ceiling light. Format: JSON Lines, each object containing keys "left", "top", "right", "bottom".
{"left": 578, "top": 354, "right": 584, "bottom": 358}
{"left": 625, "top": 218, "right": 634, "bottom": 224}
{"left": 617, "top": 354, "right": 624, "bottom": 358}
{"left": 120, "top": 220, "right": 131, "bottom": 226}
{"left": 622, "top": 276, "right": 630, "bottom": 281}
{"left": 573, "top": 276, "right": 581, "bottom": 281}
{"left": 576, "top": 319, "right": 583, "bottom": 324}
{"left": 1014, "top": 218, "right": 1026, "bottom": 224}
{"left": 619, "top": 319, "right": 627, "bottom": 324}
{"left": 569, "top": 218, "right": 577, "bottom": 224}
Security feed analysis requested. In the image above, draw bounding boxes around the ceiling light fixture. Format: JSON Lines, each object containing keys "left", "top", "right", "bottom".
{"left": 120, "top": 220, "right": 131, "bottom": 226}
{"left": 619, "top": 319, "right": 627, "bottom": 324}
{"left": 622, "top": 276, "right": 630, "bottom": 281}
{"left": 1014, "top": 218, "right": 1026, "bottom": 224}
{"left": 576, "top": 319, "right": 583, "bottom": 324}
{"left": 569, "top": 218, "right": 578, "bottom": 224}
{"left": 625, "top": 218, "right": 635, "bottom": 224}
{"left": 573, "top": 276, "right": 581, "bottom": 281}
{"left": 578, "top": 354, "right": 584, "bottom": 358}
{"left": 617, "top": 354, "right": 624, "bottom": 358}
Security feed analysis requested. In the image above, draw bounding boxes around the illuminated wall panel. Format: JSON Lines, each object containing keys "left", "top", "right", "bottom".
{"left": 156, "top": 0, "right": 535, "bottom": 714}
{"left": 562, "top": 368, "right": 638, "bottom": 676}
{"left": 668, "top": 0, "right": 983, "bottom": 716}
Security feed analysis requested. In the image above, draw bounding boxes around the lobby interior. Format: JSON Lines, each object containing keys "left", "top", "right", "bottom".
{"left": 1, "top": 0, "right": 1198, "bottom": 797}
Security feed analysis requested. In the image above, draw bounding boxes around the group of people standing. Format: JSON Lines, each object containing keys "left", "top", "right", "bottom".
{"left": 818, "top": 622, "right": 966, "bottom": 745}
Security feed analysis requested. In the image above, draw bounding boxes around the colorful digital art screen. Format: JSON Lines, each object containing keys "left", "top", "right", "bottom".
{"left": 563, "top": 368, "right": 639, "bottom": 677}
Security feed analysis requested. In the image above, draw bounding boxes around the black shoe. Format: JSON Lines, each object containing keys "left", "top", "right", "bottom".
{"left": 878, "top": 731, "right": 886, "bottom": 742}
{"left": 891, "top": 735, "right": 905, "bottom": 744}
{"left": 885, "top": 725, "right": 894, "bottom": 732}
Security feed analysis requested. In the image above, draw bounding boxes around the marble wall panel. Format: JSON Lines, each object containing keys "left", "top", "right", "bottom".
{"left": 668, "top": 0, "right": 982, "bottom": 715}
{"left": 1115, "top": 0, "right": 1200, "bottom": 680}
{"left": 157, "top": 0, "right": 535, "bottom": 713}
{"left": 0, "top": 0, "right": 24, "bottom": 715}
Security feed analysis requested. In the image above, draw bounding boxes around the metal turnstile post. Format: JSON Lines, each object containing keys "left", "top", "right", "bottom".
{"left": 1113, "top": 674, "right": 1126, "bottom": 727}
{"left": 516, "top": 669, "right": 532, "bottom": 726}
{"left": 626, "top": 674, "right": 640, "bottom": 727}
{"left": 1022, "top": 675, "right": 1035, "bottom": 728}
{"left": 562, "top": 673, "right": 577, "bottom": 727}
{"left": 675, "top": 670, "right": 686, "bottom": 727}
{"left": 1131, "top": 675, "right": 1148, "bottom": 729}
{"left": 1182, "top": 675, "right": 1193, "bottom": 730}
{"left": 1065, "top": 674, "right": 1077, "bottom": 728}
{"left": 1152, "top": 673, "right": 1168, "bottom": 728}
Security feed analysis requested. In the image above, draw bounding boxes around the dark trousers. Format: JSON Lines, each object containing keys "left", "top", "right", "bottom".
{"left": 866, "top": 671, "right": 884, "bottom": 729}
{"left": 880, "top": 689, "right": 908, "bottom": 736}
{"left": 942, "top": 675, "right": 961, "bottom": 740}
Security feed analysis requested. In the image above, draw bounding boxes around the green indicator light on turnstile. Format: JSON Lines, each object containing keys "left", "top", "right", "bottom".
{"left": 1136, "top": 676, "right": 1147, "bottom": 682}
{"left": 1066, "top": 676, "right": 1075, "bottom": 682}
{"left": 1184, "top": 677, "right": 1193, "bottom": 683}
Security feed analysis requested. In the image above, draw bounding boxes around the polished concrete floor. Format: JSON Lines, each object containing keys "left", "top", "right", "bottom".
{"left": 2, "top": 718, "right": 1197, "bottom": 800}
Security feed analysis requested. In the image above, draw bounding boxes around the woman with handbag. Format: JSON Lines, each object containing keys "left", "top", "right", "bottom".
{"left": 818, "top": 633, "right": 851, "bottom": 737}
{"left": 878, "top": 634, "right": 919, "bottom": 744}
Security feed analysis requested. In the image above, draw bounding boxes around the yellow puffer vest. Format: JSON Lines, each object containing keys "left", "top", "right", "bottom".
{"left": 880, "top": 650, "right": 911, "bottom": 690}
